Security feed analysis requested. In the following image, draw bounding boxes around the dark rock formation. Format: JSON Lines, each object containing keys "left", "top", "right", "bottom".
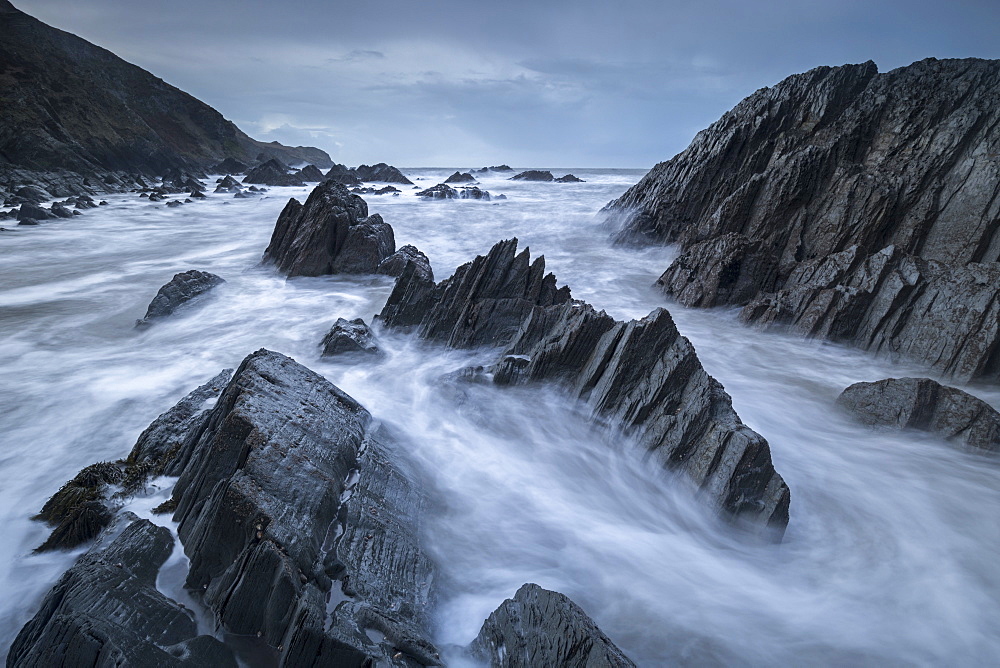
{"left": 470, "top": 583, "right": 635, "bottom": 668}
{"left": 210, "top": 157, "right": 249, "bottom": 174}
{"left": 377, "top": 244, "right": 434, "bottom": 283}
{"left": 325, "top": 164, "right": 364, "bottom": 186}
{"left": 510, "top": 170, "right": 554, "bottom": 181}
{"left": 14, "top": 185, "right": 50, "bottom": 203}
{"left": 213, "top": 175, "right": 242, "bottom": 193}
{"left": 50, "top": 203, "right": 74, "bottom": 218}
{"left": 458, "top": 186, "right": 491, "bottom": 200}
{"left": 17, "top": 203, "right": 54, "bottom": 222}
{"left": 137, "top": 269, "right": 225, "bottom": 325}
{"left": 243, "top": 158, "right": 305, "bottom": 187}
{"left": 263, "top": 180, "right": 396, "bottom": 277}
{"left": 604, "top": 58, "right": 1000, "bottom": 383}
{"left": 837, "top": 377, "right": 1000, "bottom": 452}
{"left": 0, "top": 2, "right": 331, "bottom": 189}
{"left": 444, "top": 171, "right": 475, "bottom": 184}
{"left": 297, "top": 164, "right": 326, "bottom": 182}
{"left": 555, "top": 174, "right": 584, "bottom": 183}
{"left": 321, "top": 318, "right": 383, "bottom": 357}
{"left": 352, "top": 185, "right": 401, "bottom": 195}
{"left": 416, "top": 184, "right": 492, "bottom": 201}
{"left": 353, "top": 163, "right": 413, "bottom": 184}
{"left": 9, "top": 514, "right": 238, "bottom": 667}
{"left": 378, "top": 239, "right": 790, "bottom": 535}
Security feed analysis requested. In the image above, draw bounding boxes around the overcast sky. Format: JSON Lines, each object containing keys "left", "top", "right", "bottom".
{"left": 17, "top": 0, "right": 1000, "bottom": 168}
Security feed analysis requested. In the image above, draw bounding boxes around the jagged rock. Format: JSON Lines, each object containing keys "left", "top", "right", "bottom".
{"left": 325, "top": 165, "right": 364, "bottom": 186}
{"left": 14, "top": 185, "right": 50, "bottom": 203}
{"left": 469, "top": 583, "right": 635, "bottom": 668}
{"left": 211, "top": 157, "right": 248, "bottom": 174}
{"left": 444, "top": 171, "right": 475, "bottom": 184}
{"left": 555, "top": 174, "right": 584, "bottom": 182}
{"left": 243, "top": 158, "right": 305, "bottom": 187}
{"left": 378, "top": 239, "right": 790, "bottom": 534}
{"left": 376, "top": 244, "right": 434, "bottom": 282}
{"left": 416, "top": 184, "right": 458, "bottom": 199}
{"left": 9, "top": 515, "right": 238, "bottom": 667}
{"left": 297, "top": 164, "right": 326, "bottom": 182}
{"left": 165, "top": 199, "right": 183, "bottom": 207}
{"left": 488, "top": 165, "right": 513, "bottom": 172}
{"left": 837, "top": 377, "right": 1000, "bottom": 452}
{"left": 352, "top": 185, "right": 401, "bottom": 195}
{"left": 169, "top": 349, "right": 439, "bottom": 666}
{"left": 263, "top": 180, "right": 396, "bottom": 277}
{"left": 17, "top": 218, "right": 39, "bottom": 226}
{"left": 233, "top": 191, "right": 252, "bottom": 199}
{"left": 510, "top": 170, "right": 554, "bottom": 181}
{"left": 136, "top": 269, "right": 225, "bottom": 325}
{"left": 17, "top": 202, "right": 54, "bottom": 221}
{"left": 190, "top": 190, "right": 206, "bottom": 198}
{"left": 353, "top": 163, "right": 413, "bottom": 184}
{"left": 321, "top": 318, "right": 383, "bottom": 357}
{"left": 604, "top": 58, "right": 1000, "bottom": 382}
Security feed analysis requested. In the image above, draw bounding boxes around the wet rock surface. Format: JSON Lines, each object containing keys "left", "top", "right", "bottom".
{"left": 9, "top": 514, "right": 238, "bottom": 667}
{"left": 605, "top": 58, "right": 1000, "bottom": 382}
{"left": 837, "top": 377, "right": 1000, "bottom": 452}
{"left": 416, "top": 184, "right": 492, "bottom": 200}
{"left": 243, "top": 158, "right": 305, "bottom": 187}
{"left": 321, "top": 318, "right": 383, "bottom": 357}
{"left": 352, "top": 163, "right": 413, "bottom": 184}
{"left": 379, "top": 239, "right": 790, "bottom": 535}
{"left": 296, "top": 164, "right": 326, "bottom": 182}
{"left": 137, "top": 269, "right": 226, "bottom": 325}
{"left": 470, "top": 583, "right": 635, "bottom": 668}
{"left": 443, "top": 171, "right": 475, "bottom": 184}
{"left": 263, "top": 181, "right": 396, "bottom": 277}
{"left": 377, "top": 244, "right": 434, "bottom": 283}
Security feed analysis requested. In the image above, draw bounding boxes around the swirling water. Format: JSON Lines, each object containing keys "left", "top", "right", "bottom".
{"left": 1, "top": 168, "right": 998, "bottom": 665}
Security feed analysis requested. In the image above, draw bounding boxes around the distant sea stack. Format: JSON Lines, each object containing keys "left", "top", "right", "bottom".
{"left": 605, "top": 58, "right": 1000, "bottom": 383}
{"left": 0, "top": 1, "right": 331, "bottom": 196}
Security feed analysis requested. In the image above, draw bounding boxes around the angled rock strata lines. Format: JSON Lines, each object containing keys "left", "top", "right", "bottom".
{"left": 377, "top": 238, "right": 791, "bottom": 536}
{"left": 603, "top": 58, "right": 1000, "bottom": 382}
{"left": 136, "top": 269, "right": 226, "bottom": 326}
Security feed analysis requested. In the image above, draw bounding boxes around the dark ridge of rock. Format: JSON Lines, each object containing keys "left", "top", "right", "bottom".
{"left": 555, "top": 174, "right": 584, "bottom": 182}
{"left": 50, "top": 203, "right": 74, "bottom": 218}
{"left": 169, "top": 349, "right": 439, "bottom": 666}
{"left": 378, "top": 239, "right": 790, "bottom": 534}
{"left": 416, "top": 184, "right": 458, "bottom": 199}
{"left": 458, "top": 186, "right": 491, "bottom": 200}
{"left": 9, "top": 515, "right": 238, "bottom": 667}
{"left": 510, "top": 170, "right": 554, "bottom": 182}
{"left": 190, "top": 190, "right": 206, "bottom": 198}
{"left": 321, "top": 318, "right": 383, "bottom": 357}
{"left": 469, "top": 583, "right": 635, "bottom": 668}
{"left": 17, "top": 218, "right": 39, "bottom": 226}
{"left": 243, "top": 158, "right": 305, "bottom": 187}
{"left": 444, "top": 171, "right": 475, "bottom": 184}
{"left": 353, "top": 163, "right": 413, "bottom": 185}
{"left": 214, "top": 174, "right": 244, "bottom": 193}
{"left": 489, "top": 165, "right": 513, "bottom": 172}
{"left": 14, "top": 185, "right": 50, "bottom": 203}
{"left": 603, "top": 58, "right": 1000, "bottom": 382}
{"left": 17, "top": 203, "right": 54, "bottom": 221}
{"left": 297, "top": 164, "right": 326, "bottom": 182}
{"left": 137, "top": 269, "right": 226, "bottom": 325}
{"left": 837, "top": 377, "right": 1000, "bottom": 452}
{"left": 377, "top": 244, "right": 434, "bottom": 283}
{"left": 352, "top": 185, "right": 401, "bottom": 195}
{"left": 211, "top": 157, "right": 249, "bottom": 174}
{"left": 0, "top": 3, "right": 331, "bottom": 184}
{"left": 232, "top": 191, "right": 252, "bottom": 199}
{"left": 325, "top": 164, "right": 364, "bottom": 186}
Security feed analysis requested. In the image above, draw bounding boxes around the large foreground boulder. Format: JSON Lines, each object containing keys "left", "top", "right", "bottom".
{"left": 837, "top": 377, "right": 1000, "bottom": 452}
{"left": 470, "top": 584, "right": 635, "bottom": 668}
{"left": 9, "top": 514, "right": 237, "bottom": 667}
{"left": 136, "top": 269, "right": 225, "bottom": 326}
{"left": 263, "top": 180, "right": 396, "bottom": 277}
{"left": 604, "top": 58, "right": 1000, "bottom": 383}
{"left": 378, "top": 239, "right": 790, "bottom": 536}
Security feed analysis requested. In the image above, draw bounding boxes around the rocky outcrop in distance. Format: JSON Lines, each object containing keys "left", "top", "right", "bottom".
{"left": 470, "top": 583, "right": 635, "bottom": 668}
{"left": 837, "top": 377, "right": 1000, "bottom": 452}
{"left": 444, "top": 171, "right": 476, "bottom": 184}
{"left": 555, "top": 173, "right": 584, "bottom": 182}
{"left": 416, "top": 184, "right": 492, "bottom": 200}
{"left": 510, "top": 170, "right": 554, "bottom": 181}
{"left": 0, "top": 2, "right": 331, "bottom": 196}
{"left": 263, "top": 181, "right": 395, "bottom": 277}
{"left": 136, "top": 269, "right": 225, "bottom": 326}
{"left": 210, "top": 157, "right": 248, "bottom": 174}
{"left": 604, "top": 58, "right": 1000, "bottom": 383}
{"left": 243, "top": 158, "right": 305, "bottom": 187}
{"left": 296, "top": 164, "right": 326, "bottom": 182}
{"left": 474, "top": 165, "right": 513, "bottom": 173}
{"left": 377, "top": 238, "right": 790, "bottom": 536}
{"left": 326, "top": 163, "right": 413, "bottom": 185}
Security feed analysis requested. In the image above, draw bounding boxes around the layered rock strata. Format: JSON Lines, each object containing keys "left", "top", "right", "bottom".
{"left": 470, "top": 583, "right": 635, "bottom": 668}
{"left": 604, "top": 58, "right": 1000, "bottom": 382}
{"left": 837, "top": 377, "right": 1000, "bottom": 452}
{"left": 321, "top": 318, "right": 383, "bottom": 357}
{"left": 136, "top": 270, "right": 225, "bottom": 326}
{"left": 378, "top": 239, "right": 790, "bottom": 535}
{"left": 263, "top": 181, "right": 395, "bottom": 277}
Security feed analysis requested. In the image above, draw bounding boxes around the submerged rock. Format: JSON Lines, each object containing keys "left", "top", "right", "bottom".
{"left": 243, "top": 158, "right": 305, "bottom": 187}
{"left": 321, "top": 318, "right": 383, "bottom": 357}
{"left": 555, "top": 174, "right": 584, "bottom": 182}
{"left": 378, "top": 239, "right": 790, "bottom": 535}
{"left": 9, "top": 515, "right": 238, "bottom": 667}
{"left": 136, "top": 269, "right": 225, "bottom": 325}
{"left": 510, "top": 170, "right": 554, "bottom": 181}
{"left": 377, "top": 244, "right": 434, "bottom": 282}
{"left": 214, "top": 175, "right": 243, "bottom": 193}
{"left": 263, "top": 180, "right": 395, "bottom": 277}
{"left": 470, "top": 583, "right": 635, "bottom": 668}
{"left": 837, "top": 377, "right": 1000, "bottom": 452}
{"left": 444, "top": 171, "right": 475, "bottom": 184}
{"left": 604, "top": 58, "right": 1000, "bottom": 382}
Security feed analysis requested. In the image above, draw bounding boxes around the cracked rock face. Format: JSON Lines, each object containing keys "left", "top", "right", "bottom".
{"left": 837, "top": 377, "right": 1000, "bottom": 452}
{"left": 379, "top": 238, "right": 790, "bottom": 537}
{"left": 470, "top": 583, "right": 636, "bottom": 668}
{"left": 604, "top": 57, "right": 1000, "bottom": 382}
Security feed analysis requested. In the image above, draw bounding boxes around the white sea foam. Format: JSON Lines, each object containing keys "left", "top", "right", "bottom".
{"left": 1, "top": 168, "right": 998, "bottom": 665}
